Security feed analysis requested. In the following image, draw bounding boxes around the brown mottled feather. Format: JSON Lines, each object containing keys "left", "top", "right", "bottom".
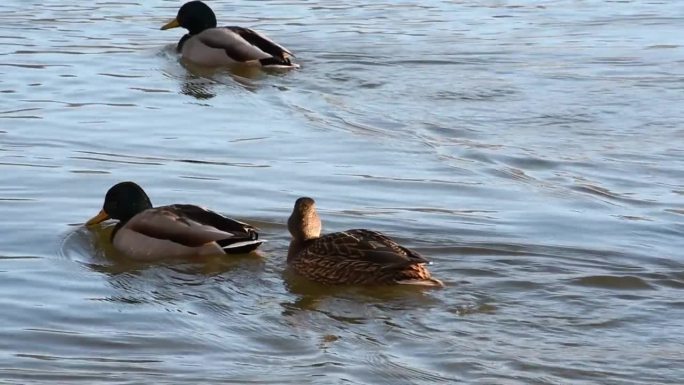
{"left": 289, "top": 229, "right": 439, "bottom": 286}
{"left": 287, "top": 197, "right": 442, "bottom": 286}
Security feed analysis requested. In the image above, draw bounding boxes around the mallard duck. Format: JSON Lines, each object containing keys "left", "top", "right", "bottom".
{"left": 287, "top": 197, "right": 444, "bottom": 286}
{"left": 85, "top": 181, "right": 263, "bottom": 260}
{"left": 160, "top": 1, "right": 297, "bottom": 68}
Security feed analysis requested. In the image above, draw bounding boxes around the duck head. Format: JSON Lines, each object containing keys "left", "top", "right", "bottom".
{"left": 86, "top": 181, "right": 153, "bottom": 225}
{"left": 161, "top": 1, "right": 217, "bottom": 35}
{"left": 288, "top": 197, "right": 322, "bottom": 242}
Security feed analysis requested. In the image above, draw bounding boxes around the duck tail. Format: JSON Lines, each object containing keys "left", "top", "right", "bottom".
{"left": 259, "top": 56, "right": 296, "bottom": 67}
{"left": 217, "top": 231, "right": 264, "bottom": 254}
{"left": 221, "top": 239, "right": 264, "bottom": 254}
{"left": 395, "top": 278, "right": 445, "bottom": 288}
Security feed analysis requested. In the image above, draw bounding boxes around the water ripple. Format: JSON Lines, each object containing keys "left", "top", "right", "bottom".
{"left": 1, "top": 0, "right": 683, "bottom": 384}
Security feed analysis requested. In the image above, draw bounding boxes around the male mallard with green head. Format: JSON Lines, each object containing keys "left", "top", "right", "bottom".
{"left": 161, "top": 1, "right": 297, "bottom": 68}
{"left": 86, "top": 182, "right": 263, "bottom": 260}
{"left": 287, "top": 197, "right": 443, "bottom": 286}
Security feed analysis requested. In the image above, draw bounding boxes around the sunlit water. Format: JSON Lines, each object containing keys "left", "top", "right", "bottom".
{"left": 1, "top": 0, "right": 683, "bottom": 383}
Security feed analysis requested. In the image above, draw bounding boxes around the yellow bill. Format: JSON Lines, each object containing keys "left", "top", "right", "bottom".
{"left": 161, "top": 18, "right": 180, "bottom": 30}
{"left": 86, "top": 209, "right": 110, "bottom": 226}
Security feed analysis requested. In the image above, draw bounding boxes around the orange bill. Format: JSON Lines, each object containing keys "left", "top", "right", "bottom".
{"left": 161, "top": 18, "right": 180, "bottom": 30}
{"left": 86, "top": 209, "right": 110, "bottom": 226}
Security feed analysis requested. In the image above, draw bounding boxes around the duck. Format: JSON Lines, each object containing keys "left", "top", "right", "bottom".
{"left": 286, "top": 197, "right": 444, "bottom": 286}
{"left": 85, "top": 181, "right": 263, "bottom": 261}
{"left": 160, "top": 1, "right": 297, "bottom": 68}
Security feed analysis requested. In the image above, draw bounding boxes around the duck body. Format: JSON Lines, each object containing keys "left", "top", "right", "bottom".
{"left": 287, "top": 198, "right": 443, "bottom": 287}
{"left": 162, "top": 1, "right": 296, "bottom": 68}
{"left": 288, "top": 229, "right": 442, "bottom": 286}
{"left": 86, "top": 182, "right": 263, "bottom": 261}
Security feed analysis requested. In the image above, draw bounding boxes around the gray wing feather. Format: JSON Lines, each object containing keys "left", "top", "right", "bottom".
{"left": 227, "top": 26, "right": 294, "bottom": 58}
{"left": 125, "top": 206, "right": 251, "bottom": 247}
{"left": 196, "top": 28, "right": 271, "bottom": 61}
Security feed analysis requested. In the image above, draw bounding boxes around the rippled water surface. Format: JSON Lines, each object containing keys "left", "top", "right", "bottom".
{"left": 1, "top": 0, "right": 683, "bottom": 383}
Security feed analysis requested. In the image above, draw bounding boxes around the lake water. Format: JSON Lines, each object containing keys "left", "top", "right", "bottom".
{"left": 1, "top": 0, "right": 683, "bottom": 383}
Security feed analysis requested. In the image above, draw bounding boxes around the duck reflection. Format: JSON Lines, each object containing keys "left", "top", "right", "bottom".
{"left": 62, "top": 224, "right": 265, "bottom": 306}
{"left": 280, "top": 266, "right": 440, "bottom": 319}
{"left": 180, "top": 74, "right": 218, "bottom": 100}
{"left": 178, "top": 60, "right": 263, "bottom": 98}
{"left": 162, "top": 42, "right": 293, "bottom": 99}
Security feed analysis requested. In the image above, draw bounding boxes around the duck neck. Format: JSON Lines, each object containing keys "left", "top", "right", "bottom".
{"left": 177, "top": 34, "right": 191, "bottom": 52}
{"left": 112, "top": 200, "right": 150, "bottom": 224}
{"left": 287, "top": 240, "right": 302, "bottom": 262}
{"left": 187, "top": 24, "right": 211, "bottom": 35}
{"left": 287, "top": 205, "right": 322, "bottom": 261}
{"left": 287, "top": 237, "right": 316, "bottom": 262}
{"left": 184, "top": 9, "right": 217, "bottom": 35}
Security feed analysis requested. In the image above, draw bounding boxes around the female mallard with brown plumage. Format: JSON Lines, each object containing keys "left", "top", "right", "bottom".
{"left": 287, "top": 197, "right": 443, "bottom": 287}
{"left": 85, "top": 181, "right": 263, "bottom": 261}
{"left": 161, "top": 1, "right": 297, "bottom": 68}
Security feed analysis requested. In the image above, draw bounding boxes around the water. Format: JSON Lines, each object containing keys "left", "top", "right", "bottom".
{"left": 1, "top": 0, "right": 683, "bottom": 383}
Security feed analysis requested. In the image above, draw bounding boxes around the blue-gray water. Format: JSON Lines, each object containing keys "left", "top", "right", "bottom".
{"left": 0, "top": 0, "right": 683, "bottom": 383}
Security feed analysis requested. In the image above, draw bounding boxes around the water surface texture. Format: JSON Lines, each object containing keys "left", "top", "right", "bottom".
{"left": 1, "top": 0, "right": 683, "bottom": 383}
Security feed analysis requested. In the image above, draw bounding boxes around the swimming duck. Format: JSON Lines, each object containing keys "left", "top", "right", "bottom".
{"left": 161, "top": 1, "right": 296, "bottom": 68}
{"left": 85, "top": 181, "right": 263, "bottom": 260}
{"left": 287, "top": 197, "right": 444, "bottom": 286}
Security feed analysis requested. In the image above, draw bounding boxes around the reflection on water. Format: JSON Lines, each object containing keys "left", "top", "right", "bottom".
{"left": 178, "top": 60, "right": 264, "bottom": 97}
{"left": 0, "top": 0, "right": 683, "bottom": 383}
